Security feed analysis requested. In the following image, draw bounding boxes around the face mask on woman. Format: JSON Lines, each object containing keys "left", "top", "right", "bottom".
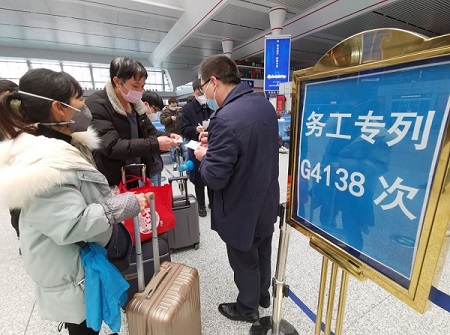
{"left": 70, "top": 105, "right": 92, "bottom": 132}
{"left": 17, "top": 90, "right": 92, "bottom": 133}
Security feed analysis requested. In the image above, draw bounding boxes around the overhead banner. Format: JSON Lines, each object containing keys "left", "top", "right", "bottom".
{"left": 264, "top": 35, "right": 291, "bottom": 96}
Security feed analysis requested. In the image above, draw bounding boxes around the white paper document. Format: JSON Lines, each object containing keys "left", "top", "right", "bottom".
{"left": 185, "top": 140, "right": 201, "bottom": 150}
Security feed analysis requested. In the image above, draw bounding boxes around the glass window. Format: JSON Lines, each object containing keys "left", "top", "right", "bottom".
{"left": 176, "top": 83, "right": 192, "bottom": 92}
{"left": 0, "top": 58, "right": 28, "bottom": 82}
{"left": 145, "top": 69, "right": 171, "bottom": 92}
{"left": 91, "top": 65, "right": 110, "bottom": 89}
{"left": 146, "top": 84, "right": 164, "bottom": 91}
{"left": 62, "top": 63, "right": 93, "bottom": 89}
{"left": 29, "top": 60, "right": 62, "bottom": 72}
{"left": 146, "top": 71, "right": 160, "bottom": 84}
{"left": 0, "top": 57, "right": 171, "bottom": 92}
{"left": 163, "top": 71, "right": 172, "bottom": 91}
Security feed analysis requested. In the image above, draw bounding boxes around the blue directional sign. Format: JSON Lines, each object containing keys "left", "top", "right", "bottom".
{"left": 264, "top": 35, "right": 291, "bottom": 95}
{"left": 293, "top": 57, "right": 450, "bottom": 287}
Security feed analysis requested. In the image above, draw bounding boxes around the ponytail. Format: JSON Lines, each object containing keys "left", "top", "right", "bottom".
{"left": 0, "top": 93, "right": 36, "bottom": 139}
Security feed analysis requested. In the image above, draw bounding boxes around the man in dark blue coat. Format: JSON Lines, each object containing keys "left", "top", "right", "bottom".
{"left": 180, "top": 79, "right": 214, "bottom": 217}
{"left": 194, "top": 55, "right": 280, "bottom": 323}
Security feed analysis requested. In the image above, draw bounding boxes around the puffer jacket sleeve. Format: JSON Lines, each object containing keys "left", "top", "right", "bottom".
{"left": 24, "top": 184, "right": 112, "bottom": 246}
{"left": 159, "top": 109, "right": 174, "bottom": 127}
{"left": 101, "top": 192, "right": 140, "bottom": 224}
{"left": 87, "top": 97, "right": 160, "bottom": 160}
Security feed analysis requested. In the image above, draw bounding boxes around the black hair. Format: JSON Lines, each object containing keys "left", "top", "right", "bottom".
{"left": 110, "top": 57, "right": 148, "bottom": 87}
{"left": 192, "top": 79, "right": 201, "bottom": 92}
{"left": 0, "top": 68, "right": 83, "bottom": 139}
{"left": 199, "top": 55, "right": 241, "bottom": 86}
{"left": 0, "top": 80, "right": 18, "bottom": 94}
{"left": 168, "top": 97, "right": 178, "bottom": 104}
{"left": 142, "top": 90, "right": 164, "bottom": 110}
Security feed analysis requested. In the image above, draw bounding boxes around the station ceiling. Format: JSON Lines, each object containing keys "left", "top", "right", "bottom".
{"left": 0, "top": 0, "right": 449, "bottom": 87}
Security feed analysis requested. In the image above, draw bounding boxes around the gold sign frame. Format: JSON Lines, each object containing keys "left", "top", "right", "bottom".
{"left": 287, "top": 28, "right": 450, "bottom": 313}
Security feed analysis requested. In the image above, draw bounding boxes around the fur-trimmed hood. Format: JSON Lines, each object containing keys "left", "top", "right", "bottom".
{"left": 0, "top": 128, "right": 100, "bottom": 209}
{"left": 71, "top": 126, "right": 101, "bottom": 150}
{"left": 105, "top": 82, "right": 147, "bottom": 117}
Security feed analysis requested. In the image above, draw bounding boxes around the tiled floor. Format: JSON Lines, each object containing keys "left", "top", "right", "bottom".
{"left": 0, "top": 152, "right": 449, "bottom": 334}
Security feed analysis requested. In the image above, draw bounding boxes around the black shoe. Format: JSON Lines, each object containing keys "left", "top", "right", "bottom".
{"left": 259, "top": 298, "right": 270, "bottom": 308}
{"left": 218, "top": 303, "right": 259, "bottom": 323}
{"left": 198, "top": 206, "right": 207, "bottom": 217}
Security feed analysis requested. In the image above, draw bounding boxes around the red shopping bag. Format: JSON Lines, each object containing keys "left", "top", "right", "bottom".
{"left": 118, "top": 175, "right": 175, "bottom": 245}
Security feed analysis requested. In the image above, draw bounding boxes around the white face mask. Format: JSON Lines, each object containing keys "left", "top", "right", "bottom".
{"left": 147, "top": 113, "right": 158, "bottom": 121}
{"left": 195, "top": 95, "right": 207, "bottom": 105}
{"left": 169, "top": 106, "right": 178, "bottom": 111}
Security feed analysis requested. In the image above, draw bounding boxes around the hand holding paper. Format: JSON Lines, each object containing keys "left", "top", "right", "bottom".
{"left": 186, "top": 140, "right": 201, "bottom": 150}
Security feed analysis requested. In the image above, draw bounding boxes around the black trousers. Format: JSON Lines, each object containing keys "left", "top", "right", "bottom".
{"left": 195, "top": 183, "right": 213, "bottom": 209}
{"left": 226, "top": 234, "right": 273, "bottom": 315}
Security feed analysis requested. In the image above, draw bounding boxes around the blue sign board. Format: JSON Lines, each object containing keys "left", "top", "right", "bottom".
{"left": 293, "top": 57, "right": 450, "bottom": 287}
{"left": 264, "top": 35, "right": 291, "bottom": 94}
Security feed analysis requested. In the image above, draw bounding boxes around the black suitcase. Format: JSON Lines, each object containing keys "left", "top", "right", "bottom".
{"left": 167, "top": 176, "right": 200, "bottom": 250}
{"left": 122, "top": 232, "right": 171, "bottom": 302}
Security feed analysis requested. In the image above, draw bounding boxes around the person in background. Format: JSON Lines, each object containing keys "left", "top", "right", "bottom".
{"left": 0, "top": 68, "right": 146, "bottom": 335}
{"left": 180, "top": 79, "right": 214, "bottom": 217}
{"left": 160, "top": 97, "right": 185, "bottom": 168}
{"left": 194, "top": 55, "right": 279, "bottom": 323}
{"left": 0, "top": 80, "right": 21, "bottom": 239}
{"left": 141, "top": 90, "right": 165, "bottom": 185}
{"left": 142, "top": 90, "right": 163, "bottom": 123}
{"left": 85, "top": 57, "right": 181, "bottom": 187}
{"left": 160, "top": 97, "right": 181, "bottom": 134}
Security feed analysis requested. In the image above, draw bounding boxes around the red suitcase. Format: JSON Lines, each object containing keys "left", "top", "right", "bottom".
{"left": 126, "top": 193, "right": 201, "bottom": 335}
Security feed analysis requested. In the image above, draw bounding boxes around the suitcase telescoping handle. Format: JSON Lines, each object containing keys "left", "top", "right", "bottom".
{"left": 168, "top": 176, "right": 189, "bottom": 208}
{"left": 134, "top": 192, "right": 161, "bottom": 293}
{"left": 121, "top": 163, "right": 147, "bottom": 188}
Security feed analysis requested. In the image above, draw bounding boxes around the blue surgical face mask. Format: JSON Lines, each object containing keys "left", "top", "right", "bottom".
{"left": 206, "top": 99, "right": 218, "bottom": 111}
{"left": 204, "top": 81, "right": 219, "bottom": 111}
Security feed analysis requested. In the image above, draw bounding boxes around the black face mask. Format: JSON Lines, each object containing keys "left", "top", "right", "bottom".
{"left": 70, "top": 105, "right": 92, "bottom": 133}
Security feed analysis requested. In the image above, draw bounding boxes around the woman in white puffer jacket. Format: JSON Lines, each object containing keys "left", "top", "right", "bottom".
{"left": 0, "top": 68, "right": 146, "bottom": 335}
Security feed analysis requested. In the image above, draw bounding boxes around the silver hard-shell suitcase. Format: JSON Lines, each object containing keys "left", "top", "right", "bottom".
{"left": 167, "top": 176, "right": 200, "bottom": 250}
{"left": 126, "top": 192, "right": 201, "bottom": 335}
